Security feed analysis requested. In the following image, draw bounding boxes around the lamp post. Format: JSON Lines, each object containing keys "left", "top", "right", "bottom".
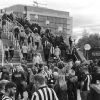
{"left": 74, "top": 39, "right": 76, "bottom": 46}
{"left": 23, "top": 11, "right": 26, "bottom": 19}
{"left": 84, "top": 44, "right": 91, "bottom": 60}
{"left": 23, "top": 6, "right": 27, "bottom": 19}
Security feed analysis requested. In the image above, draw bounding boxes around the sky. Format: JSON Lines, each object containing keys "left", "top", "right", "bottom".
{"left": 0, "top": 0, "right": 100, "bottom": 38}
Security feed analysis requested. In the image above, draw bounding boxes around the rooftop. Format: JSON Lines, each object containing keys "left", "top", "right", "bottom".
{"left": 4, "top": 4, "right": 69, "bottom": 18}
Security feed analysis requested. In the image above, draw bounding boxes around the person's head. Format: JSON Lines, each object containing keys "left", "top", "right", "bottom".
{"left": 15, "top": 65, "right": 24, "bottom": 72}
{"left": 2, "top": 66, "right": 8, "bottom": 72}
{"left": 15, "top": 65, "right": 20, "bottom": 71}
{"left": 27, "top": 68, "right": 32, "bottom": 73}
{"left": 57, "top": 61, "right": 65, "bottom": 69}
{"left": 68, "top": 59, "right": 73, "bottom": 68}
{"left": 5, "top": 82, "right": 16, "bottom": 97}
{"left": 56, "top": 46, "right": 58, "bottom": 48}
{"left": 53, "top": 67, "right": 59, "bottom": 73}
{"left": 0, "top": 80, "right": 9, "bottom": 93}
{"left": 75, "top": 60, "right": 81, "bottom": 66}
{"left": 35, "top": 63, "right": 39, "bottom": 67}
{"left": 44, "top": 66, "right": 48, "bottom": 72}
{"left": 21, "top": 63, "right": 27, "bottom": 69}
{"left": 34, "top": 28, "right": 38, "bottom": 33}
{"left": 38, "top": 64, "right": 43, "bottom": 73}
{"left": 34, "top": 74, "right": 46, "bottom": 89}
{"left": 9, "top": 45, "right": 13, "bottom": 49}
{"left": 21, "top": 58, "right": 27, "bottom": 65}
{"left": 45, "top": 29, "right": 49, "bottom": 33}
{"left": 21, "top": 30, "right": 24, "bottom": 32}
{"left": 53, "top": 72, "right": 59, "bottom": 80}
{"left": 1, "top": 72, "right": 10, "bottom": 80}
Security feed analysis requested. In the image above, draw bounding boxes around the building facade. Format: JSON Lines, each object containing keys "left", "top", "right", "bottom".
{"left": 2, "top": 4, "right": 72, "bottom": 42}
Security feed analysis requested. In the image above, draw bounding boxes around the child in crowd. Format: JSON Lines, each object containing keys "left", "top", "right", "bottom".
{"left": 9, "top": 45, "right": 14, "bottom": 62}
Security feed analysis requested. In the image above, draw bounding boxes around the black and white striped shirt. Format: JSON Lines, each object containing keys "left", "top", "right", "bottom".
{"left": 2, "top": 95, "right": 13, "bottom": 100}
{"left": 31, "top": 86, "right": 58, "bottom": 100}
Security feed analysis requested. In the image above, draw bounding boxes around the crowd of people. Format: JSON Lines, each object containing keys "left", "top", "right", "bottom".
{"left": 3, "top": 45, "right": 14, "bottom": 63}
{"left": 3, "top": 13, "right": 71, "bottom": 63}
{"left": 0, "top": 56, "right": 100, "bottom": 100}
{"left": 0, "top": 13, "right": 100, "bottom": 100}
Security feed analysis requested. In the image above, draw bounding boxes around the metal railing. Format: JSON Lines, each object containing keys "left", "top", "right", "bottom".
{"left": 15, "top": 19, "right": 35, "bottom": 44}
{"left": 8, "top": 16, "right": 44, "bottom": 60}
{"left": 4, "top": 17, "right": 23, "bottom": 60}
{"left": 15, "top": 19, "right": 44, "bottom": 60}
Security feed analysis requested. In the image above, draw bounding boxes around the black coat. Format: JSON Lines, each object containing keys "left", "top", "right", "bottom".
{"left": 54, "top": 83, "right": 68, "bottom": 100}
{"left": 87, "top": 84, "right": 100, "bottom": 100}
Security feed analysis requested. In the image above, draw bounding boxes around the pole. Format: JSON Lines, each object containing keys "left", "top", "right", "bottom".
{"left": 87, "top": 50, "right": 88, "bottom": 60}
{"left": 1, "top": 40, "right": 4, "bottom": 66}
{"left": 85, "top": 50, "right": 88, "bottom": 60}
{"left": 24, "top": 6, "right": 27, "bottom": 17}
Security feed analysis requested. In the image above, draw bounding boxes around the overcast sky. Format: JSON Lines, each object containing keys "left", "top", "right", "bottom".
{"left": 0, "top": 0, "right": 100, "bottom": 37}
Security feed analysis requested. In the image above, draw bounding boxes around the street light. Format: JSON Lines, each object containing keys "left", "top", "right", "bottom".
{"left": 23, "top": 11, "right": 27, "bottom": 19}
{"left": 84, "top": 44, "right": 91, "bottom": 60}
{"left": 23, "top": 6, "right": 27, "bottom": 19}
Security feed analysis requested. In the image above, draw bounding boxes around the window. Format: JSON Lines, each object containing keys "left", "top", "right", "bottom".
{"left": 49, "top": 22, "right": 55, "bottom": 28}
{"left": 38, "top": 15, "right": 47, "bottom": 21}
{"left": 47, "top": 17, "right": 55, "bottom": 23}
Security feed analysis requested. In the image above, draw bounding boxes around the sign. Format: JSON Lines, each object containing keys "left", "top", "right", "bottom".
{"left": 84, "top": 44, "right": 91, "bottom": 50}
{"left": 46, "top": 20, "right": 50, "bottom": 25}
{"left": 58, "top": 26, "right": 63, "bottom": 32}
{"left": 34, "top": 14, "right": 38, "bottom": 19}
{"left": 88, "top": 48, "right": 100, "bottom": 60}
{"left": 92, "top": 52, "right": 100, "bottom": 56}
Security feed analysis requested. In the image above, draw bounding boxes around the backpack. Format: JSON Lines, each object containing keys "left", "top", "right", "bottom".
{"left": 0, "top": 92, "right": 3, "bottom": 100}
